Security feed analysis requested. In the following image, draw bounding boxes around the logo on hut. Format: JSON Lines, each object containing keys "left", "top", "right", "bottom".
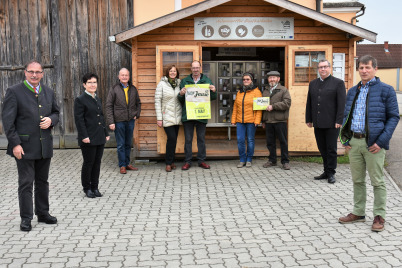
{"left": 219, "top": 25, "right": 231, "bottom": 38}
{"left": 202, "top": 25, "right": 214, "bottom": 38}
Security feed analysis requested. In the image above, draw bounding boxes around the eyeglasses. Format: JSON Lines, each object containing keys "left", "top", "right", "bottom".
{"left": 318, "top": 66, "right": 329, "bottom": 69}
{"left": 26, "top": 70, "right": 43, "bottom": 75}
{"left": 243, "top": 78, "right": 251, "bottom": 81}
{"left": 191, "top": 67, "right": 200, "bottom": 70}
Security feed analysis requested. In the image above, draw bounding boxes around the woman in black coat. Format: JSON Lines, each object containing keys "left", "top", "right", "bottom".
{"left": 74, "top": 73, "right": 110, "bottom": 198}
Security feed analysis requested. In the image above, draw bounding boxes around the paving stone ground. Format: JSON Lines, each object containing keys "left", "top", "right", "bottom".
{"left": 1, "top": 149, "right": 402, "bottom": 268}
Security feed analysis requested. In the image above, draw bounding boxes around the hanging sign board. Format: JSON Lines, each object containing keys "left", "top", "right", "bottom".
{"left": 185, "top": 84, "right": 212, "bottom": 120}
{"left": 194, "top": 17, "right": 294, "bottom": 40}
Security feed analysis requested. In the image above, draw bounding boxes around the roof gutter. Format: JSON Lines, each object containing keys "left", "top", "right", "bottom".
{"left": 316, "top": 0, "right": 321, "bottom": 13}
{"left": 351, "top": 6, "right": 365, "bottom": 24}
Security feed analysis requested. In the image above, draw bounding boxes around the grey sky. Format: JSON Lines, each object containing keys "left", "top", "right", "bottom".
{"left": 357, "top": 0, "right": 402, "bottom": 44}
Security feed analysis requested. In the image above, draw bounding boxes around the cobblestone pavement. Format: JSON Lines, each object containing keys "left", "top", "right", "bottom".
{"left": 1, "top": 149, "right": 402, "bottom": 268}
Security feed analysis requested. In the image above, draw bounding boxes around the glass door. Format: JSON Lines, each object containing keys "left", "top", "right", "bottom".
{"left": 155, "top": 46, "right": 200, "bottom": 154}
{"left": 288, "top": 45, "right": 332, "bottom": 152}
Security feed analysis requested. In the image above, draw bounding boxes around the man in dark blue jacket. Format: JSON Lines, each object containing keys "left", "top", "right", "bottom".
{"left": 339, "top": 55, "right": 399, "bottom": 232}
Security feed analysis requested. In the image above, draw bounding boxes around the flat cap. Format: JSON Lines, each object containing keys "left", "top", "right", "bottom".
{"left": 267, "top": 71, "right": 280, "bottom": 77}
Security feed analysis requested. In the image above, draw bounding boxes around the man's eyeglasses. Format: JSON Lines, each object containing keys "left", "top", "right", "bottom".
{"left": 243, "top": 78, "right": 251, "bottom": 81}
{"left": 26, "top": 70, "right": 43, "bottom": 75}
{"left": 318, "top": 66, "right": 329, "bottom": 70}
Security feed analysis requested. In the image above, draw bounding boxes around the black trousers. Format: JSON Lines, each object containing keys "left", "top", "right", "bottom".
{"left": 16, "top": 158, "right": 51, "bottom": 220}
{"left": 164, "top": 125, "right": 180, "bottom": 165}
{"left": 314, "top": 127, "right": 340, "bottom": 176}
{"left": 80, "top": 144, "right": 105, "bottom": 192}
{"left": 265, "top": 122, "right": 289, "bottom": 164}
{"left": 183, "top": 120, "right": 207, "bottom": 164}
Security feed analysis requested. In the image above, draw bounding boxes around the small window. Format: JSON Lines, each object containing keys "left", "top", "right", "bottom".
{"left": 294, "top": 51, "right": 326, "bottom": 83}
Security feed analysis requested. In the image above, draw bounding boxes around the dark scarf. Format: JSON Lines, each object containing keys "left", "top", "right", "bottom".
{"left": 240, "top": 82, "right": 255, "bottom": 93}
{"left": 168, "top": 77, "right": 177, "bottom": 89}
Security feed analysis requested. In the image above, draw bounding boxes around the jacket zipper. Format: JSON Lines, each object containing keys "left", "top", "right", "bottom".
{"left": 241, "top": 91, "right": 247, "bottom": 123}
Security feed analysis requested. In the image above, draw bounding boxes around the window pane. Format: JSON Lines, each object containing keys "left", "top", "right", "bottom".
{"left": 162, "top": 51, "right": 194, "bottom": 80}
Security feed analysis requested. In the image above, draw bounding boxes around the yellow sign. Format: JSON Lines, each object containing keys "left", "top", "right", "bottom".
{"left": 185, "top": 84, "right": 211, "bottom": 119}
{"left": 253, "top": 97, "right": 270, "bottom": 110}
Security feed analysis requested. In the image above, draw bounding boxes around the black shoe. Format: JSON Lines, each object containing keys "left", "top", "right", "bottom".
{"left": 37, "top": 214, "right": 57, "bottom": 224}
{"left": 92, "top": 189, "right": 102, "bottom": 197}
{"left": 328, "top": 175, "right": 336, "bottom": 184}
{"left": 314, "top": 173, "right": 328, "bottom": 180}
{"left": 20, "top": 219, "right": 32, "bottom": 231}
{"left": 85, "top": 189, "right": 96, "bottom": 198}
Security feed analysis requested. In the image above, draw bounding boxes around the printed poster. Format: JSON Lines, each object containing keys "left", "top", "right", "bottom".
{"left": 185, "top": 84, "right": 211, "bottom": 119}
{"left": 253, "top": 97, "right": 270, "bottom": 110}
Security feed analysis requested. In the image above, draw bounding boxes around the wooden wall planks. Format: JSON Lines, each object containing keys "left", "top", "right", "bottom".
{"left": 0, "top": 0, "right": 133, "bottom": 148}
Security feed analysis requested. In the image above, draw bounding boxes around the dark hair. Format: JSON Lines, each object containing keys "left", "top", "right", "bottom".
{"left": 318, "top": 59, "right": 331, "bottom": 67}
{"left": 82, "top": 73, "right": 99, "bottom": 84}
{"left": 165, "top": 65, "right": 180, "bottom": 78}
{"left": 24, "top": 60, "right": 43, "bottom": 70}
{"left": 242, "top": 72, "right": 254, "bottom": 81}
{"left": 357, "top": 55, "right": 377, "bottom": 69}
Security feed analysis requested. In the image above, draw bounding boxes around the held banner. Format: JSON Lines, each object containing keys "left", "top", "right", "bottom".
{"left": 253, "top": 97, "right": 270, "bottom": 110}
{"left": 185, "top": 84, "right": 211, "bottom": 119}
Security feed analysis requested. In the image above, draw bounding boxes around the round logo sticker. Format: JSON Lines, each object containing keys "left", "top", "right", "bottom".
{"left": 235, "top": 25, "right": 248, "bottom": 38}
{"left": 252, "top": 25, "right": 264, "bottom": 37}
{"left": 218, "top": 25, "right": 231, "bottom": 38}
{"left": 201, "top": 25, "right": 214, "bottom": 38}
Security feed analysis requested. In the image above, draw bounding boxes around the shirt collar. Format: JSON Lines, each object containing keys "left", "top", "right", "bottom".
{"left": 25, "top": 80, "right": 40, "bottom": 90}
{"left": 319, "top": 74, "right": 331, "bottom": 82}
{"left": 85, "top": 90, "right": 96, "bottom": 98}
{"left": 361, "top": 77, "right": 376, "bottom": 87}
{"left": 121, "top": 82, "right": 129, "bottom": 88}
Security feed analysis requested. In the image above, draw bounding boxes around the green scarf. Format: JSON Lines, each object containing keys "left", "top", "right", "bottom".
{"left": 168, "top": 77, "right": 176, "bottom": 89}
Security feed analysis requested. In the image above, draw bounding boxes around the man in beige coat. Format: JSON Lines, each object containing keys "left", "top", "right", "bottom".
{"left": 262, "top": 71, "right": 292, "bottom": 170}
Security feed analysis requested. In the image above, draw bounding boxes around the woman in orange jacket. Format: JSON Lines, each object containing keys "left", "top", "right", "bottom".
{"left": 231, "top": 73, "right": 262, "bottom": 168}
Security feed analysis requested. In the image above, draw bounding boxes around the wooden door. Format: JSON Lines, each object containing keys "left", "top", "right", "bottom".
{"left": 155, "top": 46, "right": 200, "bottom": 154}
{"left": 287, "top": 45, "right": 332, "bottom": 152}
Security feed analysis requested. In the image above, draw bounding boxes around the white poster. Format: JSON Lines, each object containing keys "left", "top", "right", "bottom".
{"left": 194, "top": 17, "right": 294, "bottom": 40}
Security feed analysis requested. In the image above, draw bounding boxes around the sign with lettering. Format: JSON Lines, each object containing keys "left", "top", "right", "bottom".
{"left": 194, "top": 17, "right": 294, "bottom": 40}
{"left": 185, "top": 84, "right": 211, "bottom": 119}
{"left": 253, "top": 97, "right": 270, "bottom": 110}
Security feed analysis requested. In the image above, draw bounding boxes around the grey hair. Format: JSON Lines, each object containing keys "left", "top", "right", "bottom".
{"left": 119, "top": 68, "right": 130, "bottom": 75}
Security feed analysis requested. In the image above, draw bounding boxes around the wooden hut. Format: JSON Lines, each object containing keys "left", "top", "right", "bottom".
{"left": 110, "top": 0, "right": 376, "bottom": 159}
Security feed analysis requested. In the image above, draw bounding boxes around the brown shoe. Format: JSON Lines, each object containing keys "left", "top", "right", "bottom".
{"left": 339, "top": 213, "right": 366, "bottom": 224}
{"left": 182, "top": 163, "right": 191, "bottom": 170}
{"left": 198, "top": 162, "right": 210, "bottom": 169}
{"left": 165, "top": 165, "right": 172, "bottom": 172}
{"left": 282, "top": 163, "right": 290, "bottom": 170}
{"left": 120, "top": 167, "right": 127, "bottom": 174}
{"left": 263, "top": 161, "right": 276, "bottom": 168}
{"left": 171, "top": 163, "right": 177, "bottom": 170}
{"left": 126, "top": 164, "right": 138, "bottom": 171}
{"left": 372, "top": 215, "right": 385, "bottom": 232}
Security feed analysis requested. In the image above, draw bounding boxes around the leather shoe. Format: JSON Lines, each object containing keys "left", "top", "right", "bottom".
{"left": 126, "top": 164, "right": 138, "bottom": 171}
{"left": 198, "top": 162, "right": 210, "bottom": 169}
{"left": 314, "top": 173, "right": 327, "bottom": 180}
{"left": 20, "top": 219, "right": 32, "bottom": 231}
{"left": 327, "top": 175, "right": 336, "bottom": 184}
{"left": 37, "top": 214, "right": 57, "bottom": 224}
{"left": 182, "top": 163, "right": 191, "bottom": 170}
{"left": 120, "top": 167, "right": 127, "bottom": 174}
{"left": 171, "top": 163, "right": 177, "bottom": 170}
{"left": 166, "top": 165, "right": 172, "bottom": 172}
{"left": 85, "top": 189, "right": 96, "bottom": 198}
{"left": 372, "top": 215, "right": 385, "bottom": 232}
{"left": 92, "top": 189, "right": 102, "bottom": 197}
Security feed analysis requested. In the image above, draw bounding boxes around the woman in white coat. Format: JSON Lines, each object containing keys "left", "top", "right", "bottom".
{"left": 155, "top": 65, "right": 182, "bottom": 172}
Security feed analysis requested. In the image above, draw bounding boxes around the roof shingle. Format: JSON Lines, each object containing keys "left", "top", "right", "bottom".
{"left": 357, "top": 44, "right": 402, "bottom": 68}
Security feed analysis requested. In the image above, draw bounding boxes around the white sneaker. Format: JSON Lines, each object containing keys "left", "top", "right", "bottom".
{"left": 246, "top": 162, "right": 252, "bottom": 167}
{"left": 237, "top": 162, "right": 245, "bottom": 168}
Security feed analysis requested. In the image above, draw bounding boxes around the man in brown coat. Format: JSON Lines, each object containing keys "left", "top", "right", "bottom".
{"left": 105, "top": 68, "right": 141, "bottom": 174}
{"left": 262, "top": 71, "right": 292, "bottom": 170}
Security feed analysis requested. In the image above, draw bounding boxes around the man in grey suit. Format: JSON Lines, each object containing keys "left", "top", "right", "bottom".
{"left": 2, "top": 60, "right": 60, "bottom": 231}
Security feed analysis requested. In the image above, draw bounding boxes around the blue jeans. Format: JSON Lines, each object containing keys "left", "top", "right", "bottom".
{"left": 115, "top": 119, "right": 135, "bottom": 167}
{"left": 236, "top": 123, "right": 256, "bottom": 163}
